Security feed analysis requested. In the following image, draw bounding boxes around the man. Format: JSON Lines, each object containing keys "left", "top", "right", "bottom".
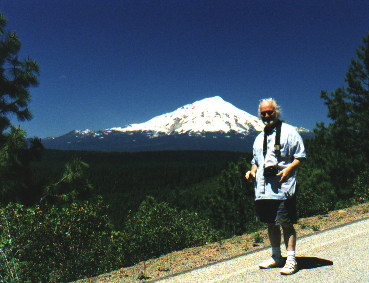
{"left": 245, "top": 98, "right": 306, "bottom": 275}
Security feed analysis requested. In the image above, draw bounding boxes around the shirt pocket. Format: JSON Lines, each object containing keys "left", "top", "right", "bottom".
{"left": 279, "top": 142, "right": 290, "bottom": 158}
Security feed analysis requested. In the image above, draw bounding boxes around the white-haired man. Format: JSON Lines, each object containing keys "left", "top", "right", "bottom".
{"left": 245, "top": 98, "right": 306, "bottom": 275}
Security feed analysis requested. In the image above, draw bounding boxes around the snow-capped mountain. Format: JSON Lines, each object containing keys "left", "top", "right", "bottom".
{"left": 109, "top": 96, "right": 263, "bottom": 135}
{"left": 42, "top": 96, "right": 312, "bottom": 152}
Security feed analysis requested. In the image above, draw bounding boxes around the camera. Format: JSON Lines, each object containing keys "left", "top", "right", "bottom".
{"left": 263, "top": 165, "right": 279, "bottom": 177}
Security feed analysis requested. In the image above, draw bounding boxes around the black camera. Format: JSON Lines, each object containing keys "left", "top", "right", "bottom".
{"left": 263, "top": 165, "right": 279, "bottom": 177}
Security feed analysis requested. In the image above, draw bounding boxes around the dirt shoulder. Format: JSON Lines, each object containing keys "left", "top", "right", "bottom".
{"left": 77, "top": 202, "right": 369, "bottom": 283}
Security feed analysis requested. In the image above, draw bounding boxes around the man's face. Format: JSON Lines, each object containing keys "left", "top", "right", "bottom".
{"left": 259, "top": 102, "right": 277, "bottom": 127}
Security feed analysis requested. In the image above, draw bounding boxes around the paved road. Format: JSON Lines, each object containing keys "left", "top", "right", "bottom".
{"left": 156, "top": 218, "right": 369, "bottom": 282}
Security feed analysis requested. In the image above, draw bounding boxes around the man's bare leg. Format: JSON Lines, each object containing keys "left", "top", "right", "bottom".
{"left": 282, "top": 224, "right": 296, "bottom": 251}
{"left": 258, "top": 223, "right": 284, "bottom": 269}
{"left": 280, "top": 224, "right": 298, "bottom": 274}
{"left": 268, "top": 223, "right": 281, "bottom": 247}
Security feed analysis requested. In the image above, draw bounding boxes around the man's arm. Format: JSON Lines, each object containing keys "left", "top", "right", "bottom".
{"left": 276, "top": 157, "right": 305, "bottom": 183}
{"left": 245, "top": 164, "right": 258, "bottom": 183}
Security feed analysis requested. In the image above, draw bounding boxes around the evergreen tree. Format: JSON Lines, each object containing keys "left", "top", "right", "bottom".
{"left": 0, "top": 13, "right": 39, "bottom": 137}
{"left": 305, "top": 33, "right": 369, "bottom": 204}
{"left": 42, "top": 158, "right": 94, "bottom": 204}
{"left": 321, "top": 33, "right": 369, "bottom": 157}
{"left": 0, "top": 126, "right": 44, "bottom": 204}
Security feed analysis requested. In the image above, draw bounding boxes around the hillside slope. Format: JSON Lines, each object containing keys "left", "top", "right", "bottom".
{"left": 76, "top": 202, "right": 369, "bottom": 283}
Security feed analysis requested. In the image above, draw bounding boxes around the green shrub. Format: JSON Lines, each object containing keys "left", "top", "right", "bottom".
{"left": 297, "top": 167, "right": 335, "bottom": 217}
{"left": 253, "top": 232, "right": 263, "bottom": 243}
{"left": 311, "top": 225, "right": 320, "bottom": 231}
{"left": 0, "top": 200, "right": 124, "bottom": 282}
{"left": 122, "top": 196, "right": 219, "bottom": 265}
{"left": 352, "top": 169, "right": 369, "bottom": 204}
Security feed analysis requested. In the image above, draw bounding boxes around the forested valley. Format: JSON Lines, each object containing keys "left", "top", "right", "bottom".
{"left": 1, "top": 10, "right": 369, "bottom": 282}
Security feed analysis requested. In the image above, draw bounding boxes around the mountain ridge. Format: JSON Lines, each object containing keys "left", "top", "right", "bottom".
{"left": 108, "top": 96, "right": 264, "bottom": 135}
{"left": 42, "top": 96, "right": 312, "bottom": 152}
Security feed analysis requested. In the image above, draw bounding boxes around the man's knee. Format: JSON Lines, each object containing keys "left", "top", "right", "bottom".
{"left": 282, "top": 224, "right": 296, "bottom": 234}
{"left": 268, "top": 223, "right": 280, "bottom": 229}
{"left": 268, "top": 223, "right": 281, "bottom": 233}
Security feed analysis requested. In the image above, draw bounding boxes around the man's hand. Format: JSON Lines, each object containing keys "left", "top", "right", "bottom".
{"left": 276, "top": 167, "right": 292, "bottom": 183}
{"left": 245, "top": 170, "right": 256, "bottom": 183}
{"left": 276, "top": 158, "right": 305, "bottom": 183}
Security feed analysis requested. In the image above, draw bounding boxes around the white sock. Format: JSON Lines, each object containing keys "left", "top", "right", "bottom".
{"left": 287, "top": 250, "right": 296, "bottom": 262}
{"left": 272, "top": 246, "right": 281, "bottom": 258}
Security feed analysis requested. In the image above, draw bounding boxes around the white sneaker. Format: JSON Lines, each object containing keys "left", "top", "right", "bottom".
{"left": 280, "top": 259, "right": 298, "bottom": 275}
{"left": 259, "top": 256, "right": 284, "bottom": 269}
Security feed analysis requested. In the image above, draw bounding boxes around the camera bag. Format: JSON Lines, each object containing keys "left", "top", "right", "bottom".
{"left": 263, "top": 120, "right": 282, "bottom": 160}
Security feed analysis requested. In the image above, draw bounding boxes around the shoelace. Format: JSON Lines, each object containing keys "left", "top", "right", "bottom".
{"left": 283, "top": 260, "right": 297, "bottom": 269}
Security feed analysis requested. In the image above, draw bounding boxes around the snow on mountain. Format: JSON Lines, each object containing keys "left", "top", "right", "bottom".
{"left": 42, "top": 96, "right": 313, "bottom": 152}
{"left": 108, "top": 96, "right": 264, "bottom": 135}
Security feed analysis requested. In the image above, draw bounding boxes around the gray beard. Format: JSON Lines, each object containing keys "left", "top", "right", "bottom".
{"left": 263, "top": 118, "right": 278, "bottom": 127}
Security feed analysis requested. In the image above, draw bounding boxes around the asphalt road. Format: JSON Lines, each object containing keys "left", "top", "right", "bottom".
{"left": 156, "top": 218, "right": 369, "bottom": 282}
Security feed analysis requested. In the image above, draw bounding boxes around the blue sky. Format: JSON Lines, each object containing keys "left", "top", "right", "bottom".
{"left": 1, "top": 0, "right": 369, "bottom": 138}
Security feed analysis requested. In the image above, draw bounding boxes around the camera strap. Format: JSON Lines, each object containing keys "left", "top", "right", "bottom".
{"left": 263, "top": 120, "right": 282, "bottom": 160}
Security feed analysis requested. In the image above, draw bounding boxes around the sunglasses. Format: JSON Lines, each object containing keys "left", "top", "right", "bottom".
{"left": 260, "top": 111, "right": 275, "bottom": 117}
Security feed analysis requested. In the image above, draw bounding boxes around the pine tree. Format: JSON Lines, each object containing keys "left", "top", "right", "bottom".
{"left": 0, "top": 13, "right": 39, "bottom": 137}
{"left": 0, "top": 126, "right": 44, "bottom": 203}
{"left": 320, "top": 33, "right": 369, "bottom": 159}
{"left": 42, "top": 158, "right": 94, "bottom": 204}
{"left": 306, "top": 33, "right": 369, "bottom": 203}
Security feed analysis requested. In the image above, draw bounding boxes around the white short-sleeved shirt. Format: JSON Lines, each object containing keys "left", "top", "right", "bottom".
{"left": 251, "top": 122, "right": 306, "bottom": 200}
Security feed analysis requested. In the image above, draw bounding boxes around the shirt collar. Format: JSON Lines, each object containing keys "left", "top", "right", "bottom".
{"left": 264, "top": 119, "right": 282, "bottom": 134}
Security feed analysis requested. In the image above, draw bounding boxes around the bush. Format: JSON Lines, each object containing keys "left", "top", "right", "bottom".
{"left": 205, "top": 158, "right": 261, "bottom": 237}
{"left": 122, "top": 196, "right": 219, "bottom": 265}
{"left": 297, "top": 167, "right": 336, "bottom": 217}
{"left": 352, "top": 168, "right": 369, "bottom": 204}
{"left": 0, "top": 200, "right": 124, "bottom": 282}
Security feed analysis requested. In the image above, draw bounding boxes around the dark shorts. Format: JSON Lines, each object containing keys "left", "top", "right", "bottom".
{"left": 255, "top": 196, "right": 298, "bottom": 225}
